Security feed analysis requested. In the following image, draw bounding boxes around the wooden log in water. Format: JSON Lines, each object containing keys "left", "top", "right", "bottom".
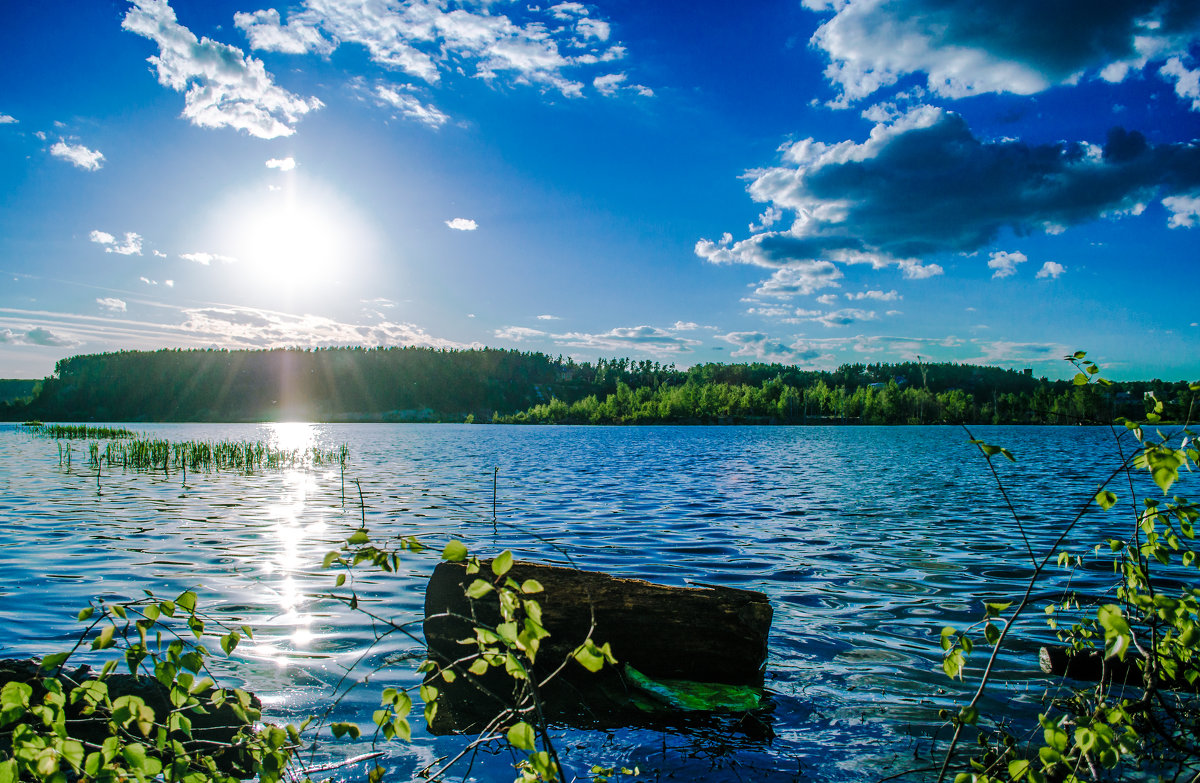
{"left": 423, "top": 560, "right": 773, "bottom": 733}
{"left": 1039, "top": 645, "right": 1199, "bottom": 693}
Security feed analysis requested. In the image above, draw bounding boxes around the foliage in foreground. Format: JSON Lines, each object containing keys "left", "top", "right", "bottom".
{"left": 937, "top": 352, "right": 1200, "bottom": 782}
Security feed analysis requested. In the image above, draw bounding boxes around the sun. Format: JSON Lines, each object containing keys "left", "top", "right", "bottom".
{"left": 220, "top": 176, "right": 373, "bottom": 295}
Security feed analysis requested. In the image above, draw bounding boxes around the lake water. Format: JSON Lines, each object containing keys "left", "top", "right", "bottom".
{"left": 0, "top": 423, "right": 1145, "bottom": 781}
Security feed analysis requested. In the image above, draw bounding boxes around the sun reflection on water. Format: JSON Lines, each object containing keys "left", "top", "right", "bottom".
{"left": 248, "top": 423, "right": 334, "bottom": 667}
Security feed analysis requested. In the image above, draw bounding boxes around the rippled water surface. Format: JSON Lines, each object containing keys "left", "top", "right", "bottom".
{"left": 0, "top": 423, "right": 1141, "bottom": 781}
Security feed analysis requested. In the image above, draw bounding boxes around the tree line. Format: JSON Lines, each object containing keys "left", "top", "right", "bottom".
{"left": 0, "top": 346, "right": 1190, "bottom": 424}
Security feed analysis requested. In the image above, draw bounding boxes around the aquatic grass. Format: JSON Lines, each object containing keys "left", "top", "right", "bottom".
{"left": 86, "top": 436, "right": 348, "bottom": 474}
{"left": 28, "top": 423, "right": 139, "bottom": 439}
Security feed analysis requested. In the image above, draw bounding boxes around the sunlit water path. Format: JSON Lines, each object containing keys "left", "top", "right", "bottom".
{"left": 0, "top": 423, "right": 1138, "bottom": 781}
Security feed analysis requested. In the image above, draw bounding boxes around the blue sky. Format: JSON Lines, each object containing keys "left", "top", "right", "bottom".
{"left": 2, "top": 0, "right": 1199, "bottom": 381}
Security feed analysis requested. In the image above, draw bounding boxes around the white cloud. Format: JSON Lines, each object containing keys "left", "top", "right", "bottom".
{"left": 50, "top": 141, "right": 104, "bottom": 170}
{"left": 987, "top": 250, "right": 1028, "bottom": 279}
{"left": 165, "top": 280, "right": 175, "bottom": 287}
{"left": 495, "top": 326, "right": 546, "bottom": 341}
{"left": 536, "top": 314, "right": 560, "bottom": 320}
{"left": 90, "top": 230, "right": 143, "bottom": 255}
{"left": 233, "top": 0, "right": 631, "bottom": 99}
{"left": 97, "top": 297, "right": 127, "bottom": 312}
{"left": 846, "top": 289, "right": 900, "bottom": 301}
{"left": 721, "top": 332, "right": 825, "bottom": 363}
{"left": 234, "top": 8, "right": 334, "bottom": 55}
{"left": 122, "top": 0, "right": 322, "bottom": 139}
{"left": 181, "top": 251, "right": 237, "bottom": 265}
{"left": 1036, "top": 261, "right": 1066, "bottom": 279}
{"left": 593, "top": 73, "right": 625, "bottom": 96}
{"left": 751, "top": 264, "right": 843, "bottom": 298}
{"left": 1163, "top": 193, "right": 1200, "bottom": 228}
{"left": 0, "top": 326, "right": 76, "bottom": 347}
{"left": 153, "top": 250, "right": 167, "bottom": 258}
{"left": 445, "top": 217, "right": 478, "bottom": 231}
{"left": 375, "top": 84, "right": 449, "bottom": 128}
{"left": 0, "top": 113, "right": 17, "bottom": 124}
{"left": 816, "top": 294, "right": 839, "bottom": 305}
{"left": 1161, "top": 57, "right": 1200, "bottom": 111}
{"left": 816, "top": 308, "right": 876, "bottom": 327}
{"left": 178, "top": 305, "right": 466, "bottom": 350}
{"left": 811, "top": 0, "right": 1200, "bottom": 106}
{"left": 265, "top": 156, "right": 296, "bottom": 170}
{"left": 552, "top": 325, "right": 701, "bottom": 354}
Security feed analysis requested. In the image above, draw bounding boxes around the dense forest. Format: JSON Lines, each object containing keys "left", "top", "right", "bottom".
{"left": 0, "top": 347, "right": 1191, "bottom": 425}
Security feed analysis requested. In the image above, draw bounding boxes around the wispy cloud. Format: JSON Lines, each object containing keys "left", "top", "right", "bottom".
{"left": 123, "top": 0, "right": 322, "bottom": 138}
{"left": 495, "top": 326, "right": 545, "bottom": 341}
{"left": 0, "top": 326, "right": 77, "bottom": 347}
{"left": 265, "top": 156, "right": 295, "bottom": 170}
{"left": 375, "top": 84, "right": 449, "bottom": 128}
{"left": 445, "top": 217, "right": 478, "bottom": 231}
{"left": 50, "top": 140, "right": 104, "bottom": 170}
{"left": 721, "top": 332, "right": 825, "bottom": 363}
{"left": 551, "top": 325, "right": 701, "bottom": 354}
{"left": 96, "top": 297, "right": 127, "bottom": 312}
{"left": 0, "top": 113, "right": 17, "bottom": 124}
{"left": 536, "top": 314, "right": 561, "bottom": 321}
{"left": 180, "top": 251, "right": 238, "bottom": 265}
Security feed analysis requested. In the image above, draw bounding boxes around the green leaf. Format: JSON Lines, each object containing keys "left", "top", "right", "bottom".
{"left": 322, "top": 550, "right": 340, "bottom": 569}
{"left": 1073, "top": 372, "right": 1088, "bottom": 386}
{"left": 39, "top": 652, "right": 70, "bottom": 672}
{"left": 507, "top": 721, "right": 537, "bottom": 752}
{"left": 330, "top": 721, "right": 361, "bottom": 739}
{"left": 1095, "top": 490, "right": 1118, "bottom": 510}
{"left": 220, "top": 632, "right": 240, "bottom": 656}
{"left": 77, "top": 607, "right": 94, "bottom": 622}
{"left": 348, "top": 529, "right": 369, "bottom": 546}
{"left": 521, "top": 579, "right": 544, "bottom": 594}
{"left": 442, "top": 540, "right": 468, "bottom": 562}
{"left": 1008, "top": 760, "right": 1031, "bottom": 781}
{"left": 92, "top": 624, "right": 115, "bottom": 650}
{"left": 465, "top": 579, "right": 494, "bottom": 599}
{"left": 492, "top": 550, "right": 514, "bottom": 577}
{"left": 175, "top": 591, "right": 198, "bottom": 613}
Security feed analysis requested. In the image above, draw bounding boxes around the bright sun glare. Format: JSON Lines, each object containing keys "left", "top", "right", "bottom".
{"left": 221, "top": 176, "right": 372, "bottom": 294}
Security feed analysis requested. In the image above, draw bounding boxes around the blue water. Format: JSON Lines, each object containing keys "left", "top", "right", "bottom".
{"left": 0, "top": 423, "right": 1147, "bottom": 781}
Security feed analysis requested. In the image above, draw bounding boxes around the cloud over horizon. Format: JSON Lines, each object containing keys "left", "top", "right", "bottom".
{"left": 697, "top": 107, "right": 1200, "bottom": 297}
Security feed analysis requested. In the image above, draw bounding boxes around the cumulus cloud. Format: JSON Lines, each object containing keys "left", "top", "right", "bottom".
{"left": 90, "top": 230, "right": 143, "bottom": 255}
{"left": 1163, "top": 193, "right": 1200, "bottom": 227}
{"left": 1161, "top": 57, "right": 1200, "bottom": 111}
{"left": 21, "top": 327, "right": 75, "bottom": 347}
{"left": 375, "top": 84, "right": 449, "bottom": 127}
{"left": 811, "top": 0, "right": 1200, "bottom": 105}
{"left": 234, "top": 8, "right": 334, "bottom": 55}
{"left": 593, "top": 73, "right": 626, "bottom": 96}
{"left": 1036, "top": 261, "right": 1066, "bottom": 279}
{"left": 97, "top": 297, "right": 127, "bottom": 312}
{"left": 181, "top": 251, "right": 238, "bottom": 265}
{"left": 232, "top": 0, "right": 632, "bottom": 98}
{"left": 816, "top": 308, "right": 876, "bottom": 327}
{"left": 495, "top": 326, "right": 546, "bottom": 341}
{"left": 987, "top": 250, "right": 1028, "bottom": 278}
{"left": 697, "top": 108, "right": 1200, "bottom": 292}
{"left": 50, "top": 141, "right": 104, "bottom": 170}
{"left": 265, "top": 156, "right": 296, "bottom": 170}
{"left": 847, "top": 289, "right": 900, "bottom": 301}
{"left": 816, "top": 294, "right": 839, "bottom": 305}
{"left": 721, "top": 332, "right": 825, "bottom": 363}
{"left": 445, "top": 217, "right": 478, "bottom": 231}
{"left": 122, "top": 0, "right": 322, "bottom": 138}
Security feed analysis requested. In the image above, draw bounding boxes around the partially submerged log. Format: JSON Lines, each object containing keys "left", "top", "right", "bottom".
{"left": 423, "top": 560, "right": 773, "bottom": 733}
{"left": 1039, "top": 645, "right": 1200, "bottom": 693}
